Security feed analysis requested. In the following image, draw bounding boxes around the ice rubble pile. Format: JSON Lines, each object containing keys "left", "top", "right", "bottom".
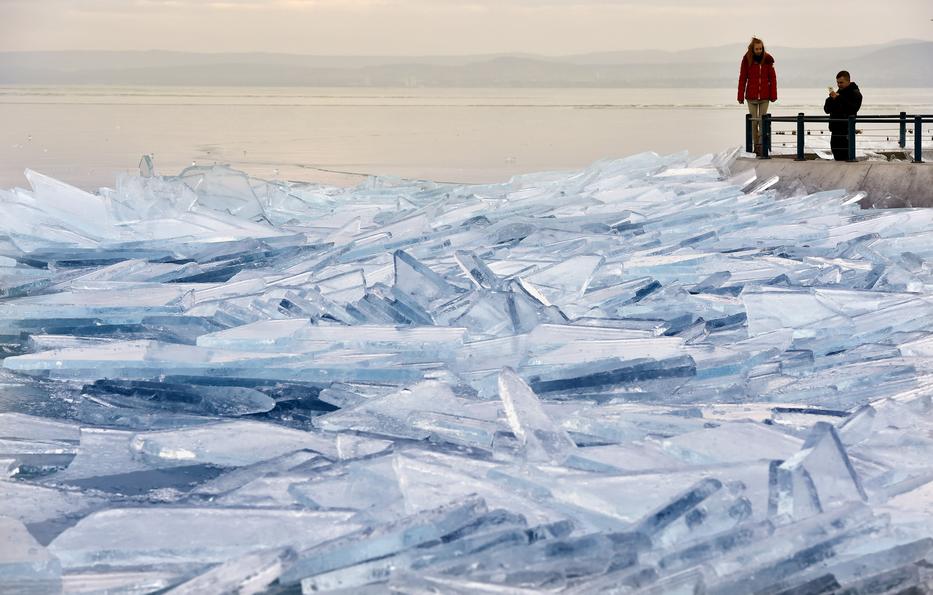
{"left": 3, "top": 149, "right": 933, "bottom": 593}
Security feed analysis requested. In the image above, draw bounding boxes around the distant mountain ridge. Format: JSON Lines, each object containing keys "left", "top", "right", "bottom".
{"left": 1, "top": 40, "right": 930, "bottom": 87}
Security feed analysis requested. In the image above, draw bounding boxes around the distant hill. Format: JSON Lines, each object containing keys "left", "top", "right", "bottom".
{"left": 1, "top": 40, "right": 930, "bottom": 87}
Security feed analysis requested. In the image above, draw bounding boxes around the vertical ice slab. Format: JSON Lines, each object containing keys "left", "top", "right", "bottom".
{"left": 770, "top": 422, "right": 868, "bottom": 521}
{"left": 497, "top": 367, "right": 576, "bottom": 462}
{"left": 393, "top": 250, "right": 462, "bottom": 309}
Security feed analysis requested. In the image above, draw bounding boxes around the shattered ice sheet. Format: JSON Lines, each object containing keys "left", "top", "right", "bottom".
{"left": 2, "top": 150, "right": 933, "bottom": 592}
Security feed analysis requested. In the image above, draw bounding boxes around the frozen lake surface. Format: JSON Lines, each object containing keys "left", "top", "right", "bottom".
{"left": 3, "top": 147, "right": 933, "bottom": 592}
{"left": 1, "top": 85, "right": 931, "bottom": 190}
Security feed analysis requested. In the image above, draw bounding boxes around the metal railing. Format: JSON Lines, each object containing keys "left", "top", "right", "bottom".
{"left": 746, "top": 112, "right": 932, "bottom": 163}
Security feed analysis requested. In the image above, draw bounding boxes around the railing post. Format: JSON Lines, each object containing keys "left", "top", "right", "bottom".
{"left": 899, "top": 111, "right": 907, "bottom": 149}
{"left": 915, "top": 116, "right": 923, "bottom": 164}
{"left": 761, "top": 114, "right": 771, "bottom": 159}
{"left": 847, "top": 115, "right": 857, "bottom": 162}
{"left": 745, "top": 114, "right": 753, "bottom": 154}
{"left": 796, "top": 113, "right": 805, "bottom": 161}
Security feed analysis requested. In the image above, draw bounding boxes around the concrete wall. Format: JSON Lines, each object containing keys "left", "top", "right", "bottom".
{"left": 729, "top": 158, "right": 933, "bottom": 208}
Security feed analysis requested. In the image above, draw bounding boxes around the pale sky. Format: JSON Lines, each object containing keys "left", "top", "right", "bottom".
{"left": 2, "top": 0, "right": 931, "bottom": 54}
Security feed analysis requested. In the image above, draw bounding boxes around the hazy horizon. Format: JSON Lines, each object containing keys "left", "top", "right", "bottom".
{"left": 4, "top": 39, "right": 931, "bottom": 88}
{"left": 3, "top": 37, "right": 931, "bottom": 57}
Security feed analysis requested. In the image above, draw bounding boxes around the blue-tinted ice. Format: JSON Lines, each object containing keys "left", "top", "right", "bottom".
{"left": 3, "top": 151, "right": 933, "bottom": 592}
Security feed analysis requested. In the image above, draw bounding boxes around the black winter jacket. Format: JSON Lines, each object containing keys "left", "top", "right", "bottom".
{"left": 823, "top": 82, "right": 862, "bottom": 131}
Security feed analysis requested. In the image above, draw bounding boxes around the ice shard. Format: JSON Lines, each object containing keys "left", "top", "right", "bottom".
{"left": 313, "top": 380, "right": 495, "bottom": 442}
{"left": 393, "top": 249, "right": 463, "bottom": 310}
{"left": 128, "top": 419, "right": 387, "bottom": 465}
{"left": 770, "top": 422, "right": 868, "bottom": 520}
{"left": 0, "top": 413, "right": 79, "bottom": 472}
{"left": 497, "top": 367, "right": 576, "bottom": 462}
{"left": 164, "top": 548, "right": 295, "bottom": 594}
{"left": 0, "top": 516, "right": 62, "bottom": 593}
{"left": 48, "top": 508, "right": 359, "bottom": 570}
{"left": 82, "top": 379, "right": 276, "bottom": 416}
{"left": 278, "top": 495, "right": 488, "bottom": 585}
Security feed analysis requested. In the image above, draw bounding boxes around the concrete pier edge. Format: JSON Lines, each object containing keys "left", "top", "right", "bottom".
{"left": 729, "top": 156, "right": 933, "bottom": 208}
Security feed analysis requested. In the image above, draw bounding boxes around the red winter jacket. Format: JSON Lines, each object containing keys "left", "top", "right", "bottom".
{"left": 737, "top": 53, "right": 777, "bottom": 102}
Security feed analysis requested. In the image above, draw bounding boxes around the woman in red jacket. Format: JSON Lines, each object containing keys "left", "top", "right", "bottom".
{"left": 737, "top": 37, "right": 778, "bottom": 155}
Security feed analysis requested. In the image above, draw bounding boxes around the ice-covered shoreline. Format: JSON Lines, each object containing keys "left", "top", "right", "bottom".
{"left": 3, "top": 149, "right": 933, "bottom": 592}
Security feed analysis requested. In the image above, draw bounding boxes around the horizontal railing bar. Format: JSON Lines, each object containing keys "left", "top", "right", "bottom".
{"left": 781, "top": 114, "right": 932, "bottom": 118}
{"left": 766, "top": 116, "right": 932, "bottom": 120}
{"left": 766, "top": 117, "right": 933, "bottom": 123}
{"left": 848, "top": 114, "right": 933, "bottom": 118}
{"left": 765, "top": 114, "right": 933, "bottom": 118}
{"left": 833, "top": 114, "right": 933, "bottom": 119}
{"left": 767, "top": 120, "right": 930, "bottom": 126}
{"left": 769, "top": 130, "right": 911, "bottom": 133}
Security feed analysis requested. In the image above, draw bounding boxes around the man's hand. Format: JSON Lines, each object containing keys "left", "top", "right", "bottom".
{"left": 829, "top": 91, "right": 838, "bottom": 99}
{"left": 738, "top": 100, "right": 744, "bottom": 105}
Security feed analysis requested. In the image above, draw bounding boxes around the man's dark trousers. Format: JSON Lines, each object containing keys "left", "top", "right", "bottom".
{"left": 830, "top": 125, "right": 850, "bottom": 161}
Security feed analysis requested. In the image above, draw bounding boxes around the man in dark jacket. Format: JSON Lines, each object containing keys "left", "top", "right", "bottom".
{"left": 823, "top": 71, "right": 863, "bottom": 161}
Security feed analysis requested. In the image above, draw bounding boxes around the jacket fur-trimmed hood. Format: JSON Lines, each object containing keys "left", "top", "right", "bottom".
{"left": 746, "top": 52, "right": 775, "bottom": 66}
